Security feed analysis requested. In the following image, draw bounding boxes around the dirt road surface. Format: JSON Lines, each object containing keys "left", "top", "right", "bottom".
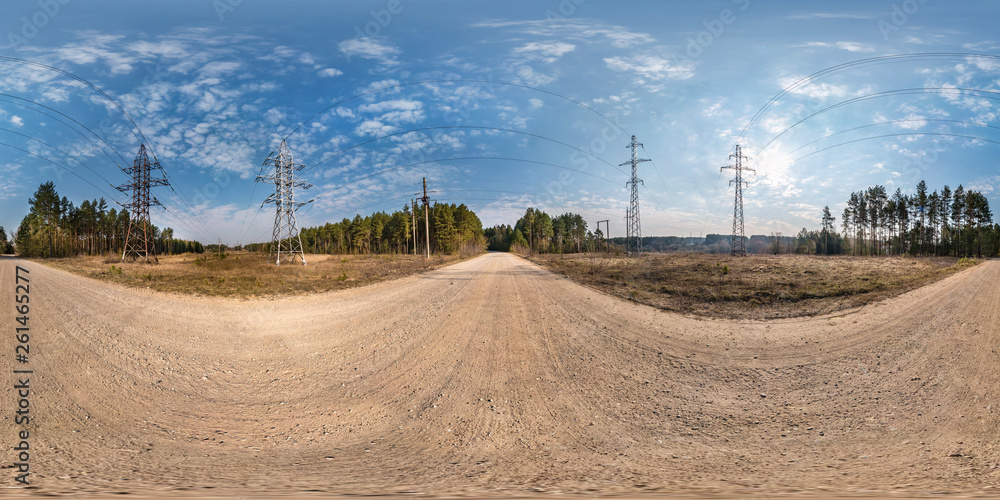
{"left": 1, "top": 252, "right": 998, "bottom": 498}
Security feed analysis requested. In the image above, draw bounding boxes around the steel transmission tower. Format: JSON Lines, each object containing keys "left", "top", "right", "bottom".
{"left": 721, "top": 145, "right": 755, "bottom": 256}
{"left": 621, "top": 135, "right": 650, "bottom": 257}
{"left": 117, "top": 144, "right": 169, "bottom": 262}
{"left": 256, "top": 140, "right": 312, "bottom": 265}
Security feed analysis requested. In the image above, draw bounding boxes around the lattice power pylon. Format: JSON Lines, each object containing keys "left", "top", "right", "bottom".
{"left": 256, "top": 140, "right": 312, "bottom": 265}
{"left": 621, "top": 135, "right": 650, "bottom": 257}
{"left": 117, "top": 144, "right": 169, "bottom": 262}
{"left": 721, "top": 145, "right": 755, "bottom": 256}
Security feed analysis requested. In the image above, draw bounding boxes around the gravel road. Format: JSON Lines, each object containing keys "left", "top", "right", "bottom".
{"left": 1, "top": 252, "right": 998, "bottom": 498}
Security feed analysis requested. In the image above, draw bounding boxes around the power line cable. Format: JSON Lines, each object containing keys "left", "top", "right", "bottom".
{"left": 304, "top": 125, "right": 628, "bottom": 176}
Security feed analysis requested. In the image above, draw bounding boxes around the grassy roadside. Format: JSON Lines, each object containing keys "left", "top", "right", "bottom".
{"left": 529, "top": 252, "right": 980, "bottom": 320}
{"left": 40, "top": 251, "right": 479, "bottom": 298}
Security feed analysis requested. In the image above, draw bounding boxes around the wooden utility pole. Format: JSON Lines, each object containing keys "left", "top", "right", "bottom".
{"left": 421, "top": 178, "right": 431, "bottom": 258}
{"left": 597, "top": 220, "right": 610, "bottom": 254}
{"left": 411, "top": 199, "right": 417, "bottom": 255}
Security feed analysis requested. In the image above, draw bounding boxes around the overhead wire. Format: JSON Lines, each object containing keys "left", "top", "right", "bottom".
{"left": 718, "top": 53, "right": 1000, "bottom": 239}
{"left": 303, "top": 125, "right": 628, "bottom": 176}
{"left": 638, "top": 144, "right": 668, "bottom": 213}
{"left": 240, "top": 127, "right": 631, "bottom": 244}
{"left": 0, "top": 94, "right": 129, "bottom": 166}
{"left": 735, "top": 53, "right": 1000, "bottom": 148}
{"left": 309, "top": 156, "right": 619, "bottom": 204}
{"left": 783, "top": 118, "right": 1000, "bottom": 158}
{"left": 0, "top": 141, "right": 119, "bottom": 199}
{"left": 789, "top": 132, "right": 1000, "bottom": 163}
{"left": 750, "top": 87, "right": 1000, "bottom": 162}
{"left": 0, "top": 57, "right": 219, "bottom": 242}
{"left": 284, "top": 156, "right": 625, "bottom": 243}
{"left": 239, "top": 76, "right": 638, "bottom": 241}
{"left": 0, "top": 125, "right": 124, "bottom": 197}
{"left": 280, "top": 78, "right": 630, "bottom": 145}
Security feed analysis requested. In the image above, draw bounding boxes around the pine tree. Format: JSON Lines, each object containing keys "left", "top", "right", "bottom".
{"left": 821, "top": 206, "right": 835, "bottom": 255}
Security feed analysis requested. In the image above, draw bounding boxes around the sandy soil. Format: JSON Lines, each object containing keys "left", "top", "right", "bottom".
{"left": 1, "top": 252, "right": 998, "bottom": 498}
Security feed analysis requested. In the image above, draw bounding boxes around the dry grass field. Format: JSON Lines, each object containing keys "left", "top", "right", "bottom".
{"left": 41, "top": 251, "right": 468, "bottom": 297}
{"left": 531, "top": 252, "right": 980, "bottom": 319}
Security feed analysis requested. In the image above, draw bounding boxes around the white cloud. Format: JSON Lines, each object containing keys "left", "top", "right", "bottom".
{"left": 597, "top": 29, "right": 655, "bottom": 48}
{"left": 359, "top": 99, "right": 422, "bottom": 114}
{"left": 264, "top": 108, "right": 285, "bottom": 125}
{"left": 47, "top": 33, "right": 138, "bottom": 75}
{"left": 379, "top": 109, "right": 425, "bottom": 125}
{"left": 198, "top": 61, "right": 242, "bottom": 77}
{"left": 781, "top": 184, "right": 803, "bottom": 198}
{"left": 360, "top": 79, "right": 402, "bottom": 94}
{"left": 798, "top": 41, "right": 875, "bottom": 53}
{"left": 10, "top": 116, "right": 23, "bottom": 127}
{"left": 128, "top": 39, "right": 192, "bottom": 60}
{"left": 778, "top": 76, "right": 849, "bottom": 99}
{"left": 967, "top": 175, "right": 1000, "bottom": 194}
{"left": 515, "top": 65, "right": 555, "bottom": 86}
{"left": 966, "top": 55, "right": 1000, "bottom": 72}
{"left": 528, "top": 99, "right": 544, "bottom": 110}
{"left": 318, "top": 68, "right": 344, "bottom": 78}
{"left": 512, "top": 42, "right": 575, "bottom": 63}
{"left": 896, "top": 113, "right": 927, "bottom": 130}
{"left": 299, "top": 53, "right": 316, "bottom": 65}
{"left": 702, "top": 98, "right": 726, "bottom": 118}
{"left": 786, "top": 13, "right": 875, "bottom": 20}
{"left": 963, "top": 41, "right": 1000, "bottom": 52}
{"left": 356, "top": 99, "right": 426, "bottom": 125}
{"left": 355, "top": 119, "right": 397, "bottom": 137}
{"left": 0, "top": 163, "right": 22, "bottom": 200}
{"left": 472, "top": 19, "right": 654, "bottom": 49}
{"left": 338, "top": 37, "right": 401, "bottom": 67}
{"left": 604, "top": 54, "right": 695, "bottom": 81}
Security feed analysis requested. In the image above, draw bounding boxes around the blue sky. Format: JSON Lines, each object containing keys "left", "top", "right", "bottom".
{"left": 0, "top": 0, "right": 998, "bottom": 244}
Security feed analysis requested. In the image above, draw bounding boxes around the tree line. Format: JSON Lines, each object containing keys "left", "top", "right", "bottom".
{"left": 485, "top": 208, "right": 599, "bottom": 253}
{"left": 274, "top": 202, "right": 485, "bottom": 256}
{"left": 12, "top": 182, "right": 205, "bottom": 258}
{"left": 787, "top": 180, "right": 998, "bottom": 257}
{"left": 0, "top": 226, "right": 14, "bottom": 254}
